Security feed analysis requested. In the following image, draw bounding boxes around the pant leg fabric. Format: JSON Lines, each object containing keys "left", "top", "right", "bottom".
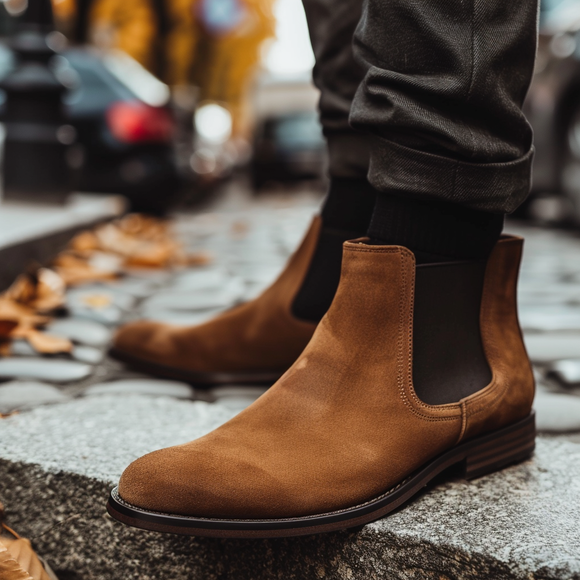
{"left": 301, "top": 0, "right": 370, "bottom": 178}
{"left": 350, "top": 0, "right": 539, "bottom": 213}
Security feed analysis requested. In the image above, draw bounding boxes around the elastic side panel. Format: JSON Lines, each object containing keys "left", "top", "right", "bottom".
{"left": 413, "top": 261, "right": 492, "bottom": 405}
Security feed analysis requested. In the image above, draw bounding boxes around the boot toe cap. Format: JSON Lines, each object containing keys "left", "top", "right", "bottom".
{"left": 116, "top": 440, "right": 292, "bottom": 519}
{"left": 117, "top": 446, "right": 237, "bottom": 518}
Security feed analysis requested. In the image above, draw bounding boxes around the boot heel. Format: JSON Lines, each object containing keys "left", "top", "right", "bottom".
{"left": 462, "top": 413, "right": 536, "bottom": 480}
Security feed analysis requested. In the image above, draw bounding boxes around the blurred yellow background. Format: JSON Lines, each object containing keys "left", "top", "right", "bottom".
{"left": 52, "top": 0, "right": 276, "bottom": 137}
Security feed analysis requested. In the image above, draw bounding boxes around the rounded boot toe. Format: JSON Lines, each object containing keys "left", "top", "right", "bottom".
{"left": 117, "top": 445, "right": 235, "bottom": 518}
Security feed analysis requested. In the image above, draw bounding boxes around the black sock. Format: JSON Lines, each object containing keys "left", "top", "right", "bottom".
{"left": 367, "top": 193, "right": 504, "bottom": 263}
{"left": 320, "top": 177, "right": 377, "bottom": 232}
{"left": 292, "top": 177, "right": 376, "bottom": 322}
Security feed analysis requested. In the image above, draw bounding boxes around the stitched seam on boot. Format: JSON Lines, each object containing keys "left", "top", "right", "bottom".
{"left": 344, "top": 246, "right": 411, "bottom": 256}
{"left": 457, "top": 400, "right": 469, "bottom": 444}
{"left": 114, "top": 474, "right": 416, "bottom": 522}
{"left": 396, "top": 249, "right": 460, "bottom": 422}
{"left": 461, "top": 255, "right": 512, "bottom": 436}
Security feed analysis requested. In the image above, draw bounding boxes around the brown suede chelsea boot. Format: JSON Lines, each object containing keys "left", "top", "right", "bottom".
{"left": 110, "top": 218, "right": 325, "bottom": 385}
{"left": 108, "top": 235, "right": 535, "bottom": 538}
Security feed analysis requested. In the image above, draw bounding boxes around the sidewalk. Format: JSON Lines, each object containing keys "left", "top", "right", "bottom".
{"left": 0, "top": 188, "right": 579, "bottom": 579}
{"left": 0, "top": 194, "right": 125, "bottom": 291}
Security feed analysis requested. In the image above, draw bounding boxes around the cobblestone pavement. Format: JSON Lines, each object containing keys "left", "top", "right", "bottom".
{"left": 0, "top": 188, "right": 580, "bottom": 439}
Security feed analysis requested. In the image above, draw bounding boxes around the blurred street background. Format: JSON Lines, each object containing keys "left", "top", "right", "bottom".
{"left": 3, "top": 0, "right": 580, "bottom": 218}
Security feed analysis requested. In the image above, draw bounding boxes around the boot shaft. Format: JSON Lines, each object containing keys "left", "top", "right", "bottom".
{"left": 317, "top": 235, "right": 534, "bottom": 441}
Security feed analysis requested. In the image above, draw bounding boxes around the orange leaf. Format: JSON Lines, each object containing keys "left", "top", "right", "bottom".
{"left": 0, "top": 545, "right": 32, "bottom": 580}
{"left": 69, "top": 231, "right": 99, "bottom": 252}
{"left": 80, "top": 294, "right": 113, "bottom": 309}
{"left": 0, "top": 320, "right": 18, "bottom": 338}
{"left": 23, "top": 330, "right": 73, "bottom": 354}
{"left": 186, "top": 252, "right": 213, "bottom": 266}
{"left": 53, "top": 253, "right": 119, "bottom": 286}
{"left": 1, "top": 269, "right": 66, "bottom": 313}
{"left": 0, "top": 528, "right": 56, "bottom": 580}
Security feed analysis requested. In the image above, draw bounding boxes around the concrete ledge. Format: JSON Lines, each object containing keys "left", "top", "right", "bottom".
{"left": 0, "top": 395, "right": 579, "bottom": 580}
{"left": 0, "top": 194, "right": 125, "bottom": 291}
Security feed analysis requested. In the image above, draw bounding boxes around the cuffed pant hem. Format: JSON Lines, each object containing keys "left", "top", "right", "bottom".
{"left": 327, "top": 132, "right": 370, "bottom": 179}
{"left": 368, "top": 137, "right": 534, "bottom": 214}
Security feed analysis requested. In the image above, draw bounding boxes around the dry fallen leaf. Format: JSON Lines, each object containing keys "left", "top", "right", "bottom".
{"left": 2, "top": 269, "right": 66, "bottom": 313}
{"left": 65, "top": 214, "right": 206, "bottom": 270}
{"left": 1, "top": 213, "right": 208, "bottom": 356}
{"left": 0, "top": 538, "right": 51, "bottom": 580}
{"left": 0, "top": 299, "right": 48, "bottom": 333}
{"left": 0, "top": 298, "right": 71, "bottom": 355}
{"left": 0, "top": 341, "right": 12, "bottom": 357}
{"left": 80, "top": 294, "right": 113, "bottom": 309}
{"left": 0, "top": 411, "right": 18, "bottom": 419}
{"left": 53, "top": 253, "right": 119, "bottom": 286}
{"left": 0, "top": 544, "right": 32, "bottom": 580}
{"left": 0, "top": 320, "right": 18, "bottom": 338}
{"left": 0, "top": 503, "right": 57, "bottom": 580}
{"left": 186, "top": 251, "right": 213, "bottom": 266}
{"left": 68, "top": 230, "right": 100, "bottom": 253}
{"left": 22, "top": 330, "right": 72, "bottom": 355}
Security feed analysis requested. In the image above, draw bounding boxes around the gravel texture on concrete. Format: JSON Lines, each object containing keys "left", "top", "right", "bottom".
{"left": 0, "top": 394, "right": 579, "bottom": 580}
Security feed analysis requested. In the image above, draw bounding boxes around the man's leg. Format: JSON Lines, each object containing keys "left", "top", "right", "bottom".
{"left": 350, "top": 0, "right": 538, "bottom": 262}
{"left": 110, "top": 0, "right": 540, "bottom": 537}
{"left": 291, "top": 0, "right": 375, "bottom": 322}
{"left": 111, "top": 0, "right": 375, "bottom": 383}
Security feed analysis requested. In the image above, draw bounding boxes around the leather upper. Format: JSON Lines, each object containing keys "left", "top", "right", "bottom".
{"left": 113, "top": 218, "right": 320, "bottom": 373}
{"left": 118, "top": 236, "right": 534, "bottom": 519}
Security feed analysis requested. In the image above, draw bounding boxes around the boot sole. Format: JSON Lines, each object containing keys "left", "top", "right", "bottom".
{"left": 108, "top": 347, "right": 283, "bottom": 387}
{"left": 106, "top": 412, "right": 535, "bottom": 538}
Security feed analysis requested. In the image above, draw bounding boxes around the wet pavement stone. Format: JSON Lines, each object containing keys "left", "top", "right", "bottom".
{"left": 141, "top": 281, "right": 244, "bottom": 313}
{"left": 0, "top": 358, "right": 93, "bottom": 383}
{"left": 139, "top": 308, "right": 223, "bottom": 326}
{"left": 535, "top": 389, "right": 580, "bottom": 432}
{"left": 71, "top": 345, "right": 105, "bottom": 365}
{"left": 45, "top": 318, "right": 113, "bottom": 347}
{"left": 85, "top": 379, "right": 194, "bottom": 399}
{"left": 0, "top": 381, "right": 69, "bottom": 413}
{"left": 1, "top": 200, "right": 580, "bottom": 578}
{"left": 548, "top": 359, "right": 580, "bottom": 386}
{"left": 524, "top": 331, "right": 580, "bottom": 362}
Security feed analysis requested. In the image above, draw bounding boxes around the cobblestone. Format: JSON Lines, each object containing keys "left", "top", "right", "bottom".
{"left": 0, "top": 381, "right": 69, "bottom": 413}
{"left": 84, "top": 379, "right": 195, "bottom": 399}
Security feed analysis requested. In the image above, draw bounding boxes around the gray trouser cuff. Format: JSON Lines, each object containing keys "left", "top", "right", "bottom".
{"left": 368, "top": 138, "right": 535, "bottom": 214}
{"left": 327, "top": 133, "right": 370, "bottom": 179}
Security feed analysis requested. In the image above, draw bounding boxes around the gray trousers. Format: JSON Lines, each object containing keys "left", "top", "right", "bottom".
{"left": 302, "top": 0, "right": 539, "bottom": 213}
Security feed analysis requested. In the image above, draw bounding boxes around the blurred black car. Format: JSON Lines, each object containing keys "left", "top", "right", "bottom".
{"left": 524, "top": 0, "right": 580, "bottom": 222}
{"left": 252, "top": 110, "right": 326, "bottom": 190}
{"left": 0, "top": 43, "right": 179, "bottom": 213}
{"left": 251, "top": 74, "right": 326, "bottom": 191}
{"left": 63, "top": 49, "right": 179, "bottom": 213}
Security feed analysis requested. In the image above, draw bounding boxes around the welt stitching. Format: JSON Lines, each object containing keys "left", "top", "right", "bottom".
{"left": 346, "top": 246, "right": 408, "bottom": 256}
